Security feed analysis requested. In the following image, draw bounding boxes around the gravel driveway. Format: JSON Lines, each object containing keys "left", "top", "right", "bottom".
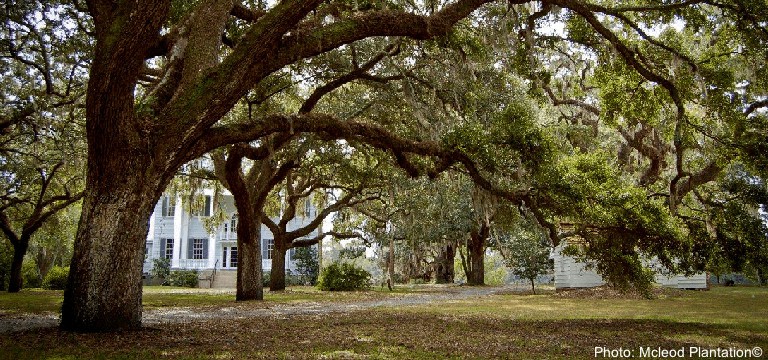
{"left": 0, "top": 285, "right": 517, "bottom": 333}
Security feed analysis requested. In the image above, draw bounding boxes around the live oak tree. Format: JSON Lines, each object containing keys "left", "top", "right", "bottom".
{"left": 0, "top": 0, "right": 757, "bottom": 331}
{"left": 492, "top": 1, "right": 767, "bottom": 286}
{"left": 57, "top": 0, "right": 518, "bottom": 331}
{"left": 206, "top": 39, "right": 403, "bottom": 296}
{"left": 261, "top": 142, "right": 382, "bottom": 291}
{"left": 1, "top": 0, "right": 86, "bottom": 292}
{"left": 211, "top": 134, "right": 381, "bottom": 294}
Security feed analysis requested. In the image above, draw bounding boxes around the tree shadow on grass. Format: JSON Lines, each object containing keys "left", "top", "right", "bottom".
{"left": 0, "top": 313, "right": 765, "bottom": 359}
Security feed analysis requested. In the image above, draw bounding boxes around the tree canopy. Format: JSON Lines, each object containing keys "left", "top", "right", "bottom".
{"left": 1, "top": 0, "right": 766, "bottom": 331}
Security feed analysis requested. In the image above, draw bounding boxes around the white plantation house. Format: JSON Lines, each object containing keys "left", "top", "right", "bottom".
{"left": 550, "top": 239, "right": 708, "bottom": 290}
{"left": 144, "top": 190, "right": 321, "bottom": 287}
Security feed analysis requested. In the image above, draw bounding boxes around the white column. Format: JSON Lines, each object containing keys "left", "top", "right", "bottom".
{"left": 172, "top": 195, "right": 184, "bottom": 268}
{"left": 208, "top": 232, "right": 217, "bottom": 269}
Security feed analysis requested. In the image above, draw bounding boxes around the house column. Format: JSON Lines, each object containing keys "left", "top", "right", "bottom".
{"left": 172, "top": 195, "right": 184, "bottom": 268}
{"left": 208, "top": 232, "right": 217, "bottom": 269}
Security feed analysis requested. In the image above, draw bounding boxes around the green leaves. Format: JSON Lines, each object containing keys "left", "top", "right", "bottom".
{"left": 537, "top": 151, "right": 691, "bottom": 290}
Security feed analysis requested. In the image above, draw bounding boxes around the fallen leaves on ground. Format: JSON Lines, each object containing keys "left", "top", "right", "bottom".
{"left": 2, "top": 309, "right": 765, "bottom": 359}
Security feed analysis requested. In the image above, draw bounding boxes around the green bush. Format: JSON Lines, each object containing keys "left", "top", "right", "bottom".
{"left": 286, "top": 272, "right": 306, "bottom": 286}
{"left": 263, "top": 270, "right": 306, "bottom": 287}
{"left": 151, "top": 258, "right": 171, "bottom": 280}
{"left": 22, "top": 260, "right": 42, "bottom": 288}
{"left": 42, "top": 266, "right": 69, "bottom": 290}
{"left": 318, "top": 262, "right": 371, "bottom": 291}
{"left": 167, "top": 269, "right": 198, "bottom": 288}
{"left": 262, "top": 271, "right": 271, "bottom": 287}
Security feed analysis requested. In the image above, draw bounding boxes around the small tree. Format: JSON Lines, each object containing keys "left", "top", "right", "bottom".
{"left": 294, "top": 246, "right": 320, "bottom": 285}
{"left": 501, "top": 228, "right": 552, "bottom": 294}
{"left": 151, "top": 258, "right": 171, "bottom": 283}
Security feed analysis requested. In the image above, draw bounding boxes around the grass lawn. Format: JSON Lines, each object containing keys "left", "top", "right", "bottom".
{"left": 0, "top": 285, "right": 766, "bottom": 359}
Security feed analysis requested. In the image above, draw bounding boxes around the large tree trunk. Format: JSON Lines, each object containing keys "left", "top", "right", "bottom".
{"left": 387, "top": 235, "right": 395, "bottom": 291}
{"left": 270, "top": 240, "right": 287, "bottom": 291}
{"left": 60, "top": 0, "right": 171, "bottom": 331}
{"left": 435, "top": 241, "right": 455, "bottom": 284}
{"left": 235, "top": 212, "right": 263, "bottom": 301}
{"left": 61, "top": 168, "right": 163, "bottom": 331}
{"left": 466, "top": 228, "right": 486, "bottom": 286}
{"left": 8, "top": 240, "right": 29, "bottom": 293}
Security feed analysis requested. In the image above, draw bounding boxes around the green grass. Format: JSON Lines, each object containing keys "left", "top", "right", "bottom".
{"left": 0, "top": 289, "right": 63, "bottom": 314}
{"left": 398, "top": 286, "right": 768, "bottom": 332}
{"left": 1, "top": 286, "right": 766, "bottom": 359}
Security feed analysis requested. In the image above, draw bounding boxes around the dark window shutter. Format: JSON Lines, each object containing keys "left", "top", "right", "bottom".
{"left": 160, "top": 239, "right": 166, "bottom": 259}
{"left": 187, "top": 239, "right": 194, "bottom": 259}
{"left": 204, "top": 196, "right": 211, "bottom": 216}
{"left": 222, "top": 247, "right": 227, "bottom": 267}
{"left": 203, "top": 239, "right": 209, "bottom": 259}
{"left": 161, "top": 197, "right": 168, "bottom": 216}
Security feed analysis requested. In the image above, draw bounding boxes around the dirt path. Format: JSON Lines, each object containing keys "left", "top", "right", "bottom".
{"left": 1, "top": 285, "right": 518, "bottom": 333}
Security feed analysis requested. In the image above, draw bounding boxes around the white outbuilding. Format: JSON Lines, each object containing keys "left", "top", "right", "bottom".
{"left": 550, "top": 239, "right": 708, "bottom": 290}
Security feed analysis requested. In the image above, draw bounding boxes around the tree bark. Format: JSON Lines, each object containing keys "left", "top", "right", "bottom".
{"left": 435, "top": 241, "right": 455, "bottom": 284}
{"left": 387, "top": 235, "right": 396, "bottom": 290}
{"left": 236, "top": 224, "right": 263, "bottom": 301}
{"left": 61, "top": 166, "right": 163, "bottom": 331}
{"left": 233, "top": 204, "right": 263, "bottom": 301}
{"left": 224, "top": 148, "right": 265, "bottom": 301}
{"left": 466, "top": 227, "right": 486, "bottom": 286}
{"left": 8, "top": 239, "right": 29, "bottom": 293}
{"left": 59, "top": 0, "right": 172, "bottom": 331}
{"left": 270, "top": 240, "right": 287, "bottom": 291}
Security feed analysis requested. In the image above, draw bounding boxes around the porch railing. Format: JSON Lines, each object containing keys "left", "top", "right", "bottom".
{"left": 176, "top": 259, "right": 211, "bottom": 269}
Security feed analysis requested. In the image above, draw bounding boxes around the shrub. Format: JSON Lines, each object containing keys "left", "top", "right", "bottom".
{"left": 167, "top": 269, "right": 198, "bottom": 288}
{"left": 286, "top": 272, "right": 306, "bottom": 286}
{"left": 263, "top": 270, "right": 306, "bottom": 287}
{"left": 318, "top": 262, "right": 371, "bottom": 291}
{"left": 42, "top": 266, "right": 69, "bottom": 290}
{"left": 262, "top": 271, "right": 271, "bottom": 287}
{"left": 151, "top": 258, "right": 171, "bottom": 281}
{"left": 22, "top": 260, "right": 42, "bottom": 288}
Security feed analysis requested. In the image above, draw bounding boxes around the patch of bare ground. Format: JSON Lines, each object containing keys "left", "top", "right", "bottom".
{"left": 0, "top": 285, "right": 506, "bottom": 333}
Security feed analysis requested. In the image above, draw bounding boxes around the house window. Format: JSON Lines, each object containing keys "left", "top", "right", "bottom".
{"left": 191, "top": 195, "right": 212, "bottom": 217}
{"left": 230, "top": 246, "right": 238, "bottom": 268}
{"left": 304, "top": 199, "right": 312, "bottom": 218}
{"left": 145, "top": 242, "right": 152, "bottom": 259}
{"left": 266, "top": 239, "right": 274, "bottom": 260}
{"left": 192, "top": 239, "right": 205, "bottom": 259}
{"left": 161, "top": 196, "right": 175, "bottom": 217}
{"left": 164, "top": 239, "right": 174, "bottom": 259}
